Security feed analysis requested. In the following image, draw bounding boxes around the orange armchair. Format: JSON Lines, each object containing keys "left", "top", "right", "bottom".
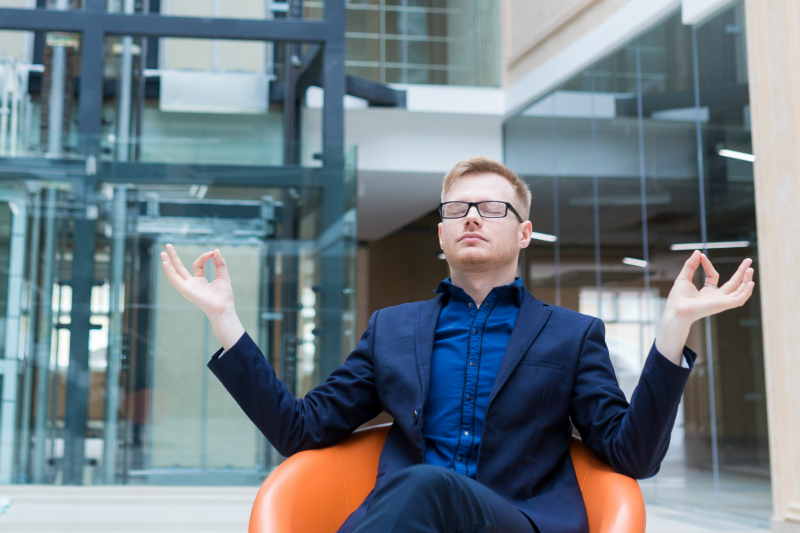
{"left": 249, "top": 424, "right": 646, "bottom": 533}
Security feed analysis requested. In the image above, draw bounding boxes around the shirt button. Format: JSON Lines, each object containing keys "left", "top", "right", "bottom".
{"left": 469, "top": 361, "right": 475, "bottom": 367}
{"left": 473, "top": 328, "right": 478, "bottom": 334}
{"left": 413, "top": 410, "right": 419, "bottom": 424}
{"left": 486, "top": 303, "right": 491, "bottom": 308}
{"left": 466, "top": 395, "right": 472, "bottom": 401}
{"left": 464, "top": 431, "right": 469, "bottom": 436}
{"left": 468, "top": 302, "right": 473, "bottom": 307}
{"left": 457, "top": 456, "right": 463, "bottom": 462}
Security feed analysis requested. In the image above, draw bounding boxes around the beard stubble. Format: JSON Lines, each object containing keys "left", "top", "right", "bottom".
{"left": 442, "top": 236, "right": 519, "bottom": 273}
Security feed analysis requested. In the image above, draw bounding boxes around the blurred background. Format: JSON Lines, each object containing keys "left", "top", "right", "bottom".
{"left": 0, "top": 0, "right": 795, "bottom": 532}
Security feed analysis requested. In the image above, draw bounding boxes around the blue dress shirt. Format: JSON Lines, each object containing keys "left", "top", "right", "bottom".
{"left": 423, "top": 277, "right": 523, "bottom": 478}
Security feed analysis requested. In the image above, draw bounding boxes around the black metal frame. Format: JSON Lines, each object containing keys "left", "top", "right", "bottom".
{"left": 0, "top": 0, "right": 348, "bottom": 485}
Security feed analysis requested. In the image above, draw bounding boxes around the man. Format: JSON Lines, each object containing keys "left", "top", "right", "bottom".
{"left": 161, "top": 156, "right": 754, "bottom": 533}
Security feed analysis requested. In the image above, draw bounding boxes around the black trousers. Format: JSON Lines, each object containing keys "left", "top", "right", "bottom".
{"left": 351, "top": 465, "right": 539, "bottom": 533}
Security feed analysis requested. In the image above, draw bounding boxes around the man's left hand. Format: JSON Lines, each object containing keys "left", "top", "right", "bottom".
{"left": 655, "top": 250, "right": 755, "bottom": 365}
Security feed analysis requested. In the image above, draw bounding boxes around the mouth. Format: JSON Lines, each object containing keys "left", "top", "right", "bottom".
{"left": 459, "top": 233, "right": 487, "bottom": 243}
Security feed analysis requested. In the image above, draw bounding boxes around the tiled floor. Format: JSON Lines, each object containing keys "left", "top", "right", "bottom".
{"left": 0, "top": 485, "right": 770, "bottom": 533}
{"left": 646, "top": 503, "right": 768, "bottom": 533}
{"left": 640, "top": 456, "right": 772, "bottom": 527}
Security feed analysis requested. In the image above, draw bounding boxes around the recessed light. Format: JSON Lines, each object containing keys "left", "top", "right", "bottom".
{"left": 622, "top": 257, "right": 648, "bottom": 268}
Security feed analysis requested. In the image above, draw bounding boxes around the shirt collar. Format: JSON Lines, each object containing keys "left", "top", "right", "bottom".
{"left": 435, "top": 277, "right": 524, "bottom": 306}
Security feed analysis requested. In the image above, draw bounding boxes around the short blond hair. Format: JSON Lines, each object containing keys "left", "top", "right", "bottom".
{"left": 441, "top": 156, "right": 531, "bottom": 221}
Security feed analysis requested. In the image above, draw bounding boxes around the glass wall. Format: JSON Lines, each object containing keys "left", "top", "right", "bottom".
{"left": 335, "top": 0, "right": 501, "bottom": 86}
{"left": 505, "top": 3, "right": 769, "bottom": 523}
{"left": 0, "top": 3, "right": 357, "bottom": 487}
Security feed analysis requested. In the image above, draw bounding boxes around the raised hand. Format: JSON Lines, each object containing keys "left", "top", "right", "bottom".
{"left": 667, "top": 250, "right": 755, "bottom": 322}
{"left": 655, "top": 250, "right": 755, "bottom": 365}
{"left": 160, "top": 243, "right": 245, "bottom": 350}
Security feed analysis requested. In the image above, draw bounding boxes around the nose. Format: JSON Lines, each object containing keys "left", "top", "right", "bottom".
{"left": 463, "top": 204, "right": 483, "bottom": 225}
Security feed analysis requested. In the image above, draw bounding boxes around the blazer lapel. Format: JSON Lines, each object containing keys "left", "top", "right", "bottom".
{"left": 487, "top": 288, "right": 552, "bottom": 408}
{"left": 415, "top": 294, "right": 444, "bottom": 408}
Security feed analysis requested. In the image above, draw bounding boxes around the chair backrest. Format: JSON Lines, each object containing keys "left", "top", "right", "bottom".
{"left": 249, "top": 424, "right": 645, "bottom": 533}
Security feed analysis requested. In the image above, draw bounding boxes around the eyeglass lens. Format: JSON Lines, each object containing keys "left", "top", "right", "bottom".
{"left": 442, "top": 202, "right": 507, "bottom": 218}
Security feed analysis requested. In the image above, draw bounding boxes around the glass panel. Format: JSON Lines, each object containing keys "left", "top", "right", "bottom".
{"left": 101, "top": 34, "right": 282, "bottom": 165}
{"left": 3, "top": 166, "right": 356, "bottom": 484}
{"left": 0, "top": 28, "right": 82, "bottom": 159}
{"left": 344, "top": 0, "right": 500, "bottom": 86}
{"left": 0, "top": 0, "right": 79, "bottom": 10}
{"left": 689, "top": 2, "right": 769, "bottom": 520}
{"left": 504, "top": 2, "right": 769, "bottom": 525}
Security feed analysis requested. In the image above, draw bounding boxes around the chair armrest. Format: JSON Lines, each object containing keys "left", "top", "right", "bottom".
{"left": 569, "top": 436, "right": 646, "bottom": 533}
{"left": 249, "top": 424, "right": 390, "bottom": 533}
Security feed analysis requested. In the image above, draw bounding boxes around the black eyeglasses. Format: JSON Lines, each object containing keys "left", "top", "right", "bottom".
{"left": 439, "top": 201, "right": 523, "bottom": 223}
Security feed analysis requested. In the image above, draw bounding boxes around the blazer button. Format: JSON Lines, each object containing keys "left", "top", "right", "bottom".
{"left": 413, "top": 410, "right": 419, "bottom": 424}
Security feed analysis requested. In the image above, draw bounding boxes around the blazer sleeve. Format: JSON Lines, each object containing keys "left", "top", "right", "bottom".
{"left": 207, "top": 310, "right": 383, "bottom": 457}
{"left": 569, "top": 318, "right": 697, "bottom": 479}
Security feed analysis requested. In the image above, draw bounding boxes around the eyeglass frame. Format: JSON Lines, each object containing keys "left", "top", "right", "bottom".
{"left": 439, "top": 201, "right": 524, "bottom": 223}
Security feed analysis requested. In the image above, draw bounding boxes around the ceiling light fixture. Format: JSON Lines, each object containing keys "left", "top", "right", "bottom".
{"left": 530, "top": 231, "right": 558, "bottom": 242}
{"left": 670, "top": 241, "right": 750, "bottom": 251}
{"left": 718, "top": 149, "right": 756, "bottom": 162}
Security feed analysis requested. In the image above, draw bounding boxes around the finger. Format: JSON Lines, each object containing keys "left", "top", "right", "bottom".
{"left": 731, "top": 281, "right": 755, "bottom": 307}
{"left": 720, "top": 258, "right": 753, "bottom": 295}
{"left": 165, "top": 243, "right": 191, "bottom": 280}
{"left": 193, "top": 251, "right": 215, "bottom": 277}
{"left": 699, "top": 253, "right": 720, "bottom": 288}
{"left": 212, "top": 249, "right": 231, "bottom": 282}
{"left": 731, "top": 267, "right": 755, "bottom": 297}
{"left": 161, "top": 257, "right": 187, "bottom": 293}
{"left": 677, "top": 250, "right": 702, "bottom": 282}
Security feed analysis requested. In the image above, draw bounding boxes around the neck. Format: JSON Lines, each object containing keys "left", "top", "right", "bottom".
{"left": 449, "top": 262, "right": 518, "bottom": 307}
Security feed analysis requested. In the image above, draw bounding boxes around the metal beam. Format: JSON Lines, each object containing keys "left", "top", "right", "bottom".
{"left": 346, "top": 75, "right": 406, "bottom": 108}
{"left": 101, "top": 162, "right": 326, "bottom": 188}
{"left": 296, "top": 44, "right": 323, "bottom": 101}
{"left": 318, "top": 0, "right": 347, "bottom": 381}
{"left": 0, "top": 193, "right": 28, "bottom": 484}
{"left": 0, "top": 159, "right": 325, "bottom": 188}
{"left": 0, "top": 8, "right": 87, "bottom": 32}
{"left": 0, "top": 8, "right": 333, "bottom": 43}
{"left": 61, "top": 19, "right": 104, "bottom": 486}
{"left": 105, "top": 13, "right": 330, "bottom": 42}
{"left": 283, "top": 0, "right": 303, "bottom": 165}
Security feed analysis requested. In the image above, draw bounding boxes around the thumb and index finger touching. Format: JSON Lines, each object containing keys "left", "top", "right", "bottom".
{"left": 161, "top": 244, "right": 231, "bottom": 287}
{"left": 677, "top": 249, "right": 754, "bottom": 291}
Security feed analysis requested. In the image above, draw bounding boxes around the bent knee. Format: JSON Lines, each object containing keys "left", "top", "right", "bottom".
{"left": 385, "top": 464, "right": 457, "bottom": 492}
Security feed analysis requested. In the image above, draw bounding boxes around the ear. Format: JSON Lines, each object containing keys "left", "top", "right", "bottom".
{"left": 519, "top": 220, "right": 532, "bottom": 249}
{"left": 438, "top": 222, "right": 444, "bottom": 249}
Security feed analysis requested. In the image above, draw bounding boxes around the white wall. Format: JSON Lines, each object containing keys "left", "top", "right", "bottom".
{"left": 303, "top": 85, "right": 505, "bottom": 240}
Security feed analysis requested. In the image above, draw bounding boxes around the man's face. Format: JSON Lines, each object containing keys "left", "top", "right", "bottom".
{"left": 438, "top": 173, "right": 532, "bottom": 274}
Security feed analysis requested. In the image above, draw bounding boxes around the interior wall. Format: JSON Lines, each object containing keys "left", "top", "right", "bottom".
{"left": 367, "top": 212, "right": 448, "bottom": 316}
{"left": 504, "top": 0, "right": 626, "bottom": 87}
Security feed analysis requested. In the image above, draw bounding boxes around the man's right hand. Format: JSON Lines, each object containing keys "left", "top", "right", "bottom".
{"left": 160, "top": 243, "right": 245, "bottom": 351}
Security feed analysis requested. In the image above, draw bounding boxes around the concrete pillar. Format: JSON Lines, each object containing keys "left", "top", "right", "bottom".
{"left": 744, "top": 1, "right": 800, "bottom": 531}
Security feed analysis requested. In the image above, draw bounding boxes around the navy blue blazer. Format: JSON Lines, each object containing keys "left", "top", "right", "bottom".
{"left": 208, "top": 288, "right": 695, "bottom": 533}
